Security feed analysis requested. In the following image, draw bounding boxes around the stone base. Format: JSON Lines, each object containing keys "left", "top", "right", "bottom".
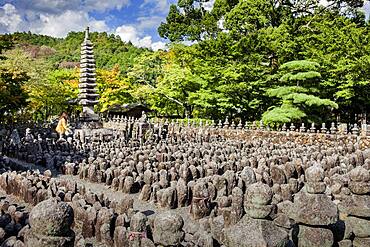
{"left": 78, "top": 112, "right": 101, "bottom": 128}
{"left": 297, "top": 225, "right": 333, "bottom": 247}
{"left": 290, "top": 192, "right": 338, "bottom": 225}
{"left": 24, "top": 230, "right": 75, "bottom": 247}
{"left": 77, "top": 121, "right": 103, "bottom": 129}
{"left": 224, "top": 216, "right": 288, "bottom": 247}
{"left": 74, "top": 128, "right": 113, "bottom": 143}
{"left": 347, "top": 216, "right": 370, "bottom": 238}
{"left": 338, "top": 195, "right": 370, "bottom": 218}
{"left": 353, "top": 237, "right": 370, "bottom": 247}
{"left": 79, "top": 108, "right": 100, "bottom": 127}
{"left": 338, "top": 239, "right": 352, "bottom": 247}
{"left": 244, "top": 203, "right": 272, "bottom": 219}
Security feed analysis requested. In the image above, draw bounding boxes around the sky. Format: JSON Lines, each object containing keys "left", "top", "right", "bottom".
{"left": 0, "top": 0, "right": 369, "bottom": 51}
{"left": 0, "top": 0, "right": 181, "bottom": 50}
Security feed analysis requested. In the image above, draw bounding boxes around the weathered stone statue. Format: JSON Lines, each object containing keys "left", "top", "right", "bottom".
{"left": 139, "top": 111, "right": 147, "bottom": 123}
{"left": 9, "top": 129, "right": 21, "bottom": 148}
{"left": 24, "top": 198, "right": 75, "bottom": 247}
{"left": 24, "top": 128, "right": 34, "bottom": 142}
{"left": 153, "top": 211, "right": 184, "bottom": 246}
{"left": 290, "top": 164, "right": 338, "bottom": 247}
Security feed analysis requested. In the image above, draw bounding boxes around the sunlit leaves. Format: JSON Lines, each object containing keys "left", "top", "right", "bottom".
{"left": 262, "top": 104, "right": 306, "bottom": 125}
{"left": 0, "top": 69, "right": 28, "bottom": 117}
{"left": 97, "top": 65, "right": 134, "bottom": 113}
{"left": 263, "top": 60, "right": 338, "bottom": 124}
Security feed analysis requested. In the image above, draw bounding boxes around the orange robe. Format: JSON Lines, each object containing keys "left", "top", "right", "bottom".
{"left": 56, "top": 118, "right": 67, "bottom": 134}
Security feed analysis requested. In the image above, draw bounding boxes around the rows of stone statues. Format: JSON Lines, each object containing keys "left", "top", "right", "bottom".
{"left": 67, "top": 130, "right": 369, "bottom": 246}
{"left": 0, "top": 116, "right": 368, "bottom": 161}
{"left": 0, "top": 162, "right": 190, "bottom": 247}
{"left": 104, "top": 116, "right": 369, "bottom": 136}
{"left": 0, "top": 118, "right": 369, "bottom": 246}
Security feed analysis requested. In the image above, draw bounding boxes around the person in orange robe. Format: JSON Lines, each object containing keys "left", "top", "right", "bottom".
{"left": 56, "top": 112, "right": 68, "bottom": 139}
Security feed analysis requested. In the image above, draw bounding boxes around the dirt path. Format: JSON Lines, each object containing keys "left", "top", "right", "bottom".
{"left": 59, "top": 175, "right": 195, "bottom": 225}
{"left": 5, "top": 156, "right": 58, "bottom": 175}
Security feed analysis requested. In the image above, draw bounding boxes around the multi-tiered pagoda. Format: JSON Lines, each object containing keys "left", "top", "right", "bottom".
{"left": 79, "top": 27, "right": 100, "bottom": 124}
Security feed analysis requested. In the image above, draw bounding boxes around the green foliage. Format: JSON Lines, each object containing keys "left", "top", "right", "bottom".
{"left": 0, "top": 69, "right": 29, "bottom": 118}
{"left": 262, "top": 104, "right": 306, "bottom": 125}
{"left": 44, "top": 69, "right": 80, "bottom": 117}
{"left": 96, "top": 65, "right": 134, "bottom": 112}
{"left": 1, "top": 0, "right": 370, "bottom": 123}
{"left": 0, "top": 48, "right": 81, "bottom": 121}
{"left": 263, "top": 60, "right": 338, "bottom": 124}
{"left": 0, "top": 35, "right": 14, "bottom": 59}
{"left": 127, "top": 46, "right": 204, "bottom": 117}
{"left": 159, "top": 0, "right": 247, "bottom": 42}
{"left": 280, "top": 71, "right": 321, "bottom": 82}
{"left": 280, "top": 60, "right": 320, "bottom": 72}
{"left": 266, "top": 86, "right": 308, "bottom": 98}
{"left": 279, "top": 61, "right": 322, "bottom": 84}
{"left": 0, "top": 48, "right": 51, "bottom": 119}
{"left": 285, "top": 93, "right": 338, "bottom": 109}
{"left": 3, "top": 31, "right": 144, "bottom": 72}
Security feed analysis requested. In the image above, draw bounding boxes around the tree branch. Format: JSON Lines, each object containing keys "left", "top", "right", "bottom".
{"left": 142, "top": 79, "right": 185, "bottom": 107}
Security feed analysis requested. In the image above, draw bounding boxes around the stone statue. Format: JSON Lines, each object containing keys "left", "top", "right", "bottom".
{"left": 10, "top": 129, "right": 21, "bottom": 148}
{"left": 139, "top": 111, "right": 147, "bottom": 123}
{"left": 24, "top": 128, "right": 34, "bottom": 142}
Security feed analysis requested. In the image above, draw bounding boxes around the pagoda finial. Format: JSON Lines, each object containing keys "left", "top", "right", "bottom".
{"left": 84, "top": 26, "right": 90, "bottom": 41}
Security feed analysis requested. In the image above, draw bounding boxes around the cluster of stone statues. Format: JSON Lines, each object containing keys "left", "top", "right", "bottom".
{"left": 0, "top": 117, "right": 369, "bottom": 247}
{"left": 104, "top": 116, "right": 369, "bottom": 136}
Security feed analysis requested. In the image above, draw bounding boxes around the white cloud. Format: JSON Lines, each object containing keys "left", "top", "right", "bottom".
{"left": 0, "top": 0, "right": 129, "bottom": 36}
{"left": 141, "top": 0, "right": 170, "bottom": 14}
{"left": 115, "top": 24, "right": 167, "bottom": 51}
{"left": 115, "top": 25, "right": 139, "bottom": 43}
{"left": 217, "top": 16, "right": 225, "bottom": 30}
{"left": 136, "top": 16, "right": 164, "bottom": 31}
{"left": 10, "top": 0, "right": 129, "bottom": 15}
{"left": 202, "top": 0, "right": 215, "bottom": 11}
{"left": 0, "top": 2, "right": 110, "bottom": 37}
{"left": 90, "top": 19, "right": 110, "bottom": 32}
{"left": 151, "top": 41, "right": 167, "bottom": 50}
{"left": 0, "top": 1, "right": 170, "bottom": 50}
{"left": 18, "top": 0, "right": 81, "bottom": 15}
{"left": 0, "top": 4, "right": 22, "bottom": 33}
{"left": 85, "top": 0, "right": 130, "bottom": 12}
{"left": 30, "top": 10, "right": 109, "bottom": 37}
{"left": 364, "top": 1, "right": 370, "bottom": 20}
{"left": 319, "top": 0, "right": 330, "bottom": 7}
{"left": 36, "top": 11, "right": 82, "bottom": 37}
{"left": 138, "top": 36, "right": 153, "bottom": 48}
{"left": 182, "top": 40, "right": 197, "bottom": 46}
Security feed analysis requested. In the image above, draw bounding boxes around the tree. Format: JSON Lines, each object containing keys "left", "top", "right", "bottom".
{"left": 262, "top": 60, "right": 338, "bottom": 125}
{"left": 43, "top": 69, "right": 79, "bottom": 119}
{"left": 0, "top": 34, "right": 14, "bottom": 59}
{"left": 96, "top": 65, "right": 134, "bottom": 113}
{"left": 158, "top": 0, "right": 239, "bottom": 42}
{"left": 1, "top": 0, "right": 369, "bottom": 123}
{"left": 0, "top": 69, "right": 29, "bottom": 120}
{"left": 2, "top": 31, "right": 145, "bottom": 72}
{"left": 158, "top": 0, "right": 368, "bottom": 123}
{"left": 127, "top": 47, "right": 202, "bottom": 117}
{"left": 296, "top": 12, "right": 370, "bottom": 122}
{"left": 0, "top": 48, "right": 80, "bottom": 121}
